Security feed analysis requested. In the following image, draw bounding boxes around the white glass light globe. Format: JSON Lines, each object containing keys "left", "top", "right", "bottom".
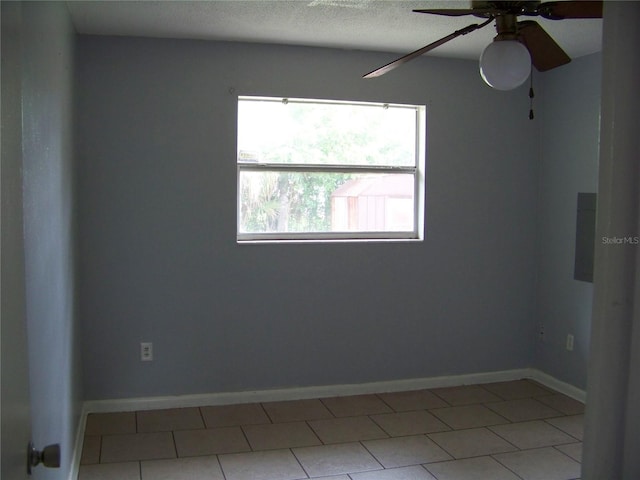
{"left": 479, "top": 40, "right": 531, "bottom": 91}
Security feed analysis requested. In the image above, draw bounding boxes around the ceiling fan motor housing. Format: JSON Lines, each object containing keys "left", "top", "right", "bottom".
{"left": 471, "top": 1, "right": 542, "bottom": 18}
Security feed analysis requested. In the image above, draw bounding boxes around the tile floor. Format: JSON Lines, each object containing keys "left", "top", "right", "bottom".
{"left": 78, "top": 379, "right": 585, "bottom": 480}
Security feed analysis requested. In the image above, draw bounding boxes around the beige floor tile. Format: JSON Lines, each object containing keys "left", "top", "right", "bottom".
{"left": 242, "top": 421, "right": 322, "bottom": 450}
{"left": 545, "top": 415, "right": 584, "bottom": 441}
{"left": 536, "top": 395, "right": 585, "bottom": 415}
{"left": 555, "top": 443, "right": 583, "bottom": 462}
{"left": 425, "top": 456, "right": 521, "bottom": 480}
{"left": 200, "top": 403, "right": 270, "bottom": 428}
{"left": 141, "top": 455, "right": 224, "bottom": 480}
{"left": 321, "top": 394, "right": 393, "bottom": 417}
{"left": 428, "top": 427, "right": 518, "bottom": 458}
{"left": 100, "top": 432, "right": 176, "bottom": 463}
{"left": 362, "top": 435, "right": 452, "bottom": 468}
{"left": 174, "top": 426, "right": 250, "bottom": 457}
{"left": 262, "top": 398, "right": 334, "bottom": 423}
{"left": 430, "top": 404, "right": 509, "bottom": 430}
{"left": 371, "top": 410, "right": 450, "bottom": 437}
{"left": 81, "top": 436, "right": 101, "bottom": 465}
{"left": 377, "top": 390, "right": 448, "bottom": 411}
{"left": 485, "top": 398, "right": 563, "bottom": 422}
{"left": 494, "top": 447, "right": 581, "bottom": 480}
{"left": 78, "top": 462, "right": 140, "bottom": 480}
{"left": 293, "top": 442, "right": 382, "bottom": 477}
{"left": 219, "top": 448, "right": 307, "bottom": 480}
{"left": 489, "top": 420, "right": 576, "bottom": 449}
{"left": 85, "top": 412, "right": 136, "bottom": 435}
{"left": 82, "top": 382, "right": 585, "bottom": 480}
{"left": 350, "top": 465, "right": 437, "bottom": 480}
{"left": 481, "top": 380, "right": 553, "bottom": 400}
{"left": 430, "top": 385, "right": 502, "bottom": 406}
{"left": 309, "top": 416, "right": 388, "bottom": 444}
{"left": 137, "top": 408, "right": 204, "bottom": 432}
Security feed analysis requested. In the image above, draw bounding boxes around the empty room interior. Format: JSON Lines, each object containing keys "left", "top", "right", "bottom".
{"left": 2, "top": 1, "right": 639, "bottom": 480}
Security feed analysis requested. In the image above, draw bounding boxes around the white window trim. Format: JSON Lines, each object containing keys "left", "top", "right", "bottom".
{"left": 236, "top": 97, "right": 426, "bottom": 243}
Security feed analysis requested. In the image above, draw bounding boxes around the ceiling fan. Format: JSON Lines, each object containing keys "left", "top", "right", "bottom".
{"left": 364, "top": 1, "right": 603, "bottom": 90}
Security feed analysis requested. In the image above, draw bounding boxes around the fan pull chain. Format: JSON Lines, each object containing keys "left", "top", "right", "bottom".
{"left": 529, "top": 69, "right": 535, "bottom": 120}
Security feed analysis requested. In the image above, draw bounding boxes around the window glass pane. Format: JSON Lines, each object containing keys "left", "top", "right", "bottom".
{"left": 239, "top": 170, "right": 414, "bottom": 234}
{"left": 238, "top": 98, "right": 416, "bottom": 167}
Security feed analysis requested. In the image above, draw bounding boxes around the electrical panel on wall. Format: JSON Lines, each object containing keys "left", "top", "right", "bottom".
{"left": 574, "top": 192, "right": 597, "bottom": 283}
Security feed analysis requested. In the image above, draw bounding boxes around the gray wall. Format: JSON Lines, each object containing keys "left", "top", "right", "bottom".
{"left": 19, "top": 2, "right": 83, "bottom": 478}
{"left": 76, "top": 35, "right": 539, "bottom": 400}
{"left": 535, "top": 53, "right": 601, "bottom": 389}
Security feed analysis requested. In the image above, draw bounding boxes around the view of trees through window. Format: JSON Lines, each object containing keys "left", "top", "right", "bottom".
{"left": 237, "top": 97, "right": 422, "bottom": 239}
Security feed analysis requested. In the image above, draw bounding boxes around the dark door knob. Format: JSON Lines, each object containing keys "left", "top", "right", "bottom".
{"left": 27, "top": 442, "right": 60, "bottom": 474}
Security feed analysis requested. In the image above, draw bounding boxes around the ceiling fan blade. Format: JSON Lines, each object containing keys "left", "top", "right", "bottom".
{"left": 363, "top": 18, "right": 494, "bottom": 79}
{"left": 412, "top": 8, "right": 500, "bottom": 17}
{"left": 518, "top": 20, "right": 571, "bottom": 71}
{"left": 538, "top": 1, "right": 603, "bottom": 19}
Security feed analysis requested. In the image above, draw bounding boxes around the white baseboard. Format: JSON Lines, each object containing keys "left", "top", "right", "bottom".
{"left": 80, "top": 367, "right": 585, "bottom": 414}
{"left": 82, "top": 368, "right": 534, "bottom": 414}
{"left": 70, "top": 368, "right": 585, "bottom": 479}
{"left": 527, "top": 369, "right": 587, "bottom": 403}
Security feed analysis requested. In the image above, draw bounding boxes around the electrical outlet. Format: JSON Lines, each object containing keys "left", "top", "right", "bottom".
{"left": 140, "top": 342, "right": 153, "bottom": 361}
{"left": 566, "top": 334, "right": 574, "bottom": 351}
{"left": 538, "top": 324, "right": 545, "bottom": 342}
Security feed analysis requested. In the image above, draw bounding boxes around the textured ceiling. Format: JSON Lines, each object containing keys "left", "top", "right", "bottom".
{"left": 66, "top": 0, "right": 603, "bottom": 61}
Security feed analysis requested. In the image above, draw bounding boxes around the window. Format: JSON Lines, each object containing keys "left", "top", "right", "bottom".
{"left": 237, "top": 96, "right": 425, "bottom": 242}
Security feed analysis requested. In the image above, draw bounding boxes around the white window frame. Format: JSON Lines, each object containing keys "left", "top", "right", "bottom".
{"left": 236, "top": 96, "right": 426, "bottom": 243}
